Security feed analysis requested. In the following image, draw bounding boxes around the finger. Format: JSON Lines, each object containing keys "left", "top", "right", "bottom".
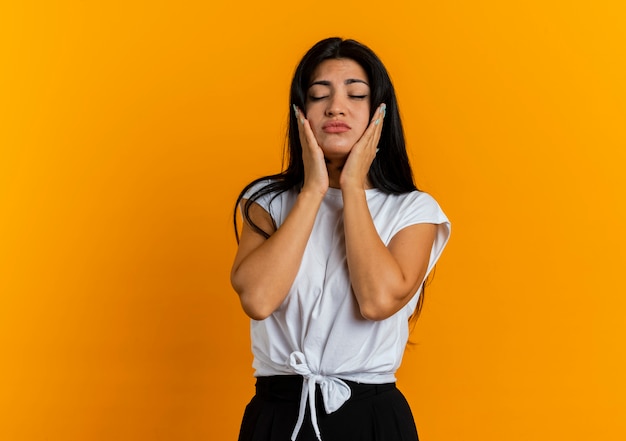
{"left": 356, "top": 103, "right": 386, "bottom": 152}
{"left": 300, "top": 115, "right": 320, "bottom": 153}
{"left": 293, "top": 105, "right": 324, "bottom": 162}
{"left": 352, "top": 112, "right": 377, "bottom": 150}
{"left": 370, "top": 103, "right": 386, "bottom": 151}
{"left": 373, "top": 103, "right": 386, "bottom": 134}
{"left": 293, "top": 105, "right": 311, "bottom": 150}
{"left": 367, "top": 103, "right": 386, "bottom": 140}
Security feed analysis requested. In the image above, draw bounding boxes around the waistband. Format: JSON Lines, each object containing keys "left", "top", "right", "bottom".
{"left": 255, "top": 375, "right": 396, "bottom": 402}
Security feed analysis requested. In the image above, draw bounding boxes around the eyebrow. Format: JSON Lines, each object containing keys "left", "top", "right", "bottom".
{"left": 308, "top": 79, "right": 369, "bottom": 88}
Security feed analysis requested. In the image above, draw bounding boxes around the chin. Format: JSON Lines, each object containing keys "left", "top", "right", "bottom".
{"left": 320, "top": 145, "right": 351, "bottom": 160}
{"left": 319, "top": 138, "right": 355, "bottom": 155}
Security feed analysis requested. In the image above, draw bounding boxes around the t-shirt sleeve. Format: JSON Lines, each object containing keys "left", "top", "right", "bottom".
{"left": 393, "top": 192, "right": 451, "bottom": 282}
{"left": 241, "top": 179, "right": 279, "bottom": 223}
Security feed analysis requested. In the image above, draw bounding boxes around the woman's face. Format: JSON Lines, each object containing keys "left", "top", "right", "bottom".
{"left": 305, "top": 58, "right": 371, "bottom": 160}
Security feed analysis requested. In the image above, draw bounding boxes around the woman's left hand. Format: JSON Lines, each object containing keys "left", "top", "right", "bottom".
{"left": 339, "top": 103, "right": 386, "bottom": 190}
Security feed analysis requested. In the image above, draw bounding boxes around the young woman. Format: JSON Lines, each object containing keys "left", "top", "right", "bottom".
{"left": 231, "top": 37, "right": 451, "bottom": 441}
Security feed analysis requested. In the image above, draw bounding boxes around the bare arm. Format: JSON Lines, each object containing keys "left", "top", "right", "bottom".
{"left": 230, "top": 107, "right": 328, "bottom": 320}
{"left": 340, "top": 104, "right": 437, "bottom": 320}
{"left": 342, "top": 186, "right": 437, "bottom": 320}
{"left": 230, "top": 191, "right": 324, "bottom": 320}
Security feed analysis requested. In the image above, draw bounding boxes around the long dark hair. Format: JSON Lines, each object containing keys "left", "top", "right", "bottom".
{"left": 234, "top": 37, "right": 418, "bottom": 241}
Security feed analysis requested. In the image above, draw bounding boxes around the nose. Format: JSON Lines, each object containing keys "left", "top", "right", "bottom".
{"left": 325, "top": 94, "right": 346, "bottom": 117}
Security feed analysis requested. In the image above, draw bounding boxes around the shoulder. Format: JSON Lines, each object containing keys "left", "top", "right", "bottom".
{"left": 374, "top": 190, "right": 449, "bottom": 223}
{"left": 241, "top": 179, "right": 298, "bottom": 221}
{"left": 402, "top": 191, "right": 448, "bottom": 220}
{"left": 242, "top": 178, "right": 276, "bottom": 200}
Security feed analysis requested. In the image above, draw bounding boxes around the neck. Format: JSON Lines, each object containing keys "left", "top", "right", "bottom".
{"left": 325, "top": 158, "right": 344, "bottom": 189}
{"left": 325, "top": 157, "right": 372, "bottom": 190}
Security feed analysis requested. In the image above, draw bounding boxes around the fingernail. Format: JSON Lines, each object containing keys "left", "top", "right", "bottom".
{"left": 292, "top": 104, "right": 298, "bottom": 117}
{"left": 381, "top": 104, "right": 387, "bottom": 118}
{"left": 300, "top": 117, "right": 305, "bottom": 125}
{"left": 375, "top": 148, "right": 380, "bottom": 154}
{"left": 375, "top": 118, "right": 380, "bottom": 125}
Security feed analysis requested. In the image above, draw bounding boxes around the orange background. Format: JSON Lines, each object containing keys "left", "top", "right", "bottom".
{"left": 1, "top": 1, "right": 625, "bottom": 440}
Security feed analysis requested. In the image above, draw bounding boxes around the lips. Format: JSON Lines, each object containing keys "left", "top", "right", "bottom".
{"left": 322, "top": 121, "right": 351, "bottom": 133}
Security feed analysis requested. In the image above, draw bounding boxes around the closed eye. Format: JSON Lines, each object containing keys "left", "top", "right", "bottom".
{"left": 308, "top": 95, "right": 328, "bottom": 102}
{"left": 350, "top": 95, "right": 368, "bottom": 100}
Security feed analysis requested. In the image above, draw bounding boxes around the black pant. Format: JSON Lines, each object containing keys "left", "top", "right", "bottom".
{"left": 238, "top": 375, "right": 419, "bottom": 441}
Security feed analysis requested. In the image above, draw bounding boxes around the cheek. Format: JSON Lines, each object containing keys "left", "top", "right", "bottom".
{"left": 355, "top": 114, "right": 371, "bottom": 135}
{"left": 304, "top": 108, "right": 321, "bottom": 131}
{"left": 359, "top": 107, "right": 371, "bottom": 127}
{"left": 308, "top": 121, "right": 323, "bottom": 139}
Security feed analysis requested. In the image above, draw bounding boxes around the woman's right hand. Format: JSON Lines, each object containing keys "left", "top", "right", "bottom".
{"left": 294, "top": 105, "right": 329, "bottom": 196}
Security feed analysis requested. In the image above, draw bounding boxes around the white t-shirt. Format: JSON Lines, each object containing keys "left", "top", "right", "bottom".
{"left": 242, "top": 183, "right": 451, "bottom": 439}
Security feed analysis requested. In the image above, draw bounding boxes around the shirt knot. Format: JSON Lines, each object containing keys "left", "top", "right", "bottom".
{"left": 288, "top": 351, "right": 351, "bottom": 441}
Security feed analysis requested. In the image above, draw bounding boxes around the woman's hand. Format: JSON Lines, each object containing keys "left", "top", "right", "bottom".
{"left": 294, "top": 105, "right": 329, "bottom": 196}
{"left": 339, "top": 103, "right": 386, "bottom": 190}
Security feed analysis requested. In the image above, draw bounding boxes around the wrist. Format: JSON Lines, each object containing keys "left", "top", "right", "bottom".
{"left": 340, "top": 183, "right": 368, "bottom": 200}
{"left": 299, "top": 186, "right": 327, "bottom": 202}
{"left": 339, "top": 176, "right": 369, "bottom": 193}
